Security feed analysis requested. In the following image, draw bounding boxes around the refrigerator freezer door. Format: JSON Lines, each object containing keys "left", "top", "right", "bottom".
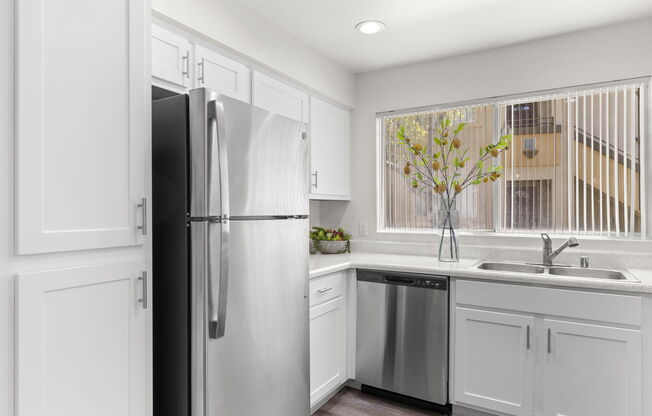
{"left": 220, "top": 95, "right": 309, "bottom": 217}
{"left": 205, "top": 218, "right": 309, "bottom": 416}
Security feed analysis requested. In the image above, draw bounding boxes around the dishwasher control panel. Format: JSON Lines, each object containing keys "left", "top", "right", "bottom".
{"left": 357, "top": 269, "right": 448, "bottom": 290}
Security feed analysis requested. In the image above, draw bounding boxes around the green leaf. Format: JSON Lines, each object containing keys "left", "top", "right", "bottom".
{"left": 434, "top": 137, "right": 442, "bottom": 146}
{"left": 471, "top": 180, "right": 482, "bottom": 185}
{"left": 454, "top": 122, "right": 467, "bottom": 135}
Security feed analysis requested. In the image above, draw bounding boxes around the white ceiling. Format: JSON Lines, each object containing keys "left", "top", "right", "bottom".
{"left": 238, "top": 0, "right": 652, "bottom": 73}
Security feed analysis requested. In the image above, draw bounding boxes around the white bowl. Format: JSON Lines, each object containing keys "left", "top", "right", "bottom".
{"left": 315, "top": 240, "right": 349, "bottom": 254}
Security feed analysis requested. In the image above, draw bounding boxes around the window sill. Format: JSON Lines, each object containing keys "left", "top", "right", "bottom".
{"left": 377, "top": 228, "right": 650, "bottom": 243}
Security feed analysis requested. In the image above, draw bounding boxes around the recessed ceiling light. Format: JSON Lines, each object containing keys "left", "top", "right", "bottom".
{"left": 355, "top": 20, "right": 385, "bottom": 35}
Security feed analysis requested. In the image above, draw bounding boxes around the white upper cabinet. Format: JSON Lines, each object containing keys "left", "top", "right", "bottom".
{"left": 152, "top": 24, "right": 192, "bottom": 91}
{"left": 16, "top": 0, "right": 149, "bottom": 254}
{"left": 252, "top": 71, "right": 309, "bottom": 122}
{"left": 195, "top": 45, "right": 251, "bottom": 103}
{"left": 543, "top": 319, "right": 641, "bottom": 416}
{"left": 309, "top": 97, "right": 351, "bottom": 200}
{"left": 16, "top": 262, "right": 151, "bottom": 416}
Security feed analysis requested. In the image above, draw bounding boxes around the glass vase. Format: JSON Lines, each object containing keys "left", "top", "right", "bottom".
{"left": 437, "top": 198, "right": 459, "bottom": 262}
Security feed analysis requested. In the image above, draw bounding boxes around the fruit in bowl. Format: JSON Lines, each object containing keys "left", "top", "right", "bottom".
{"left": 310, "top": 227, "right": 351, "bottom": 254}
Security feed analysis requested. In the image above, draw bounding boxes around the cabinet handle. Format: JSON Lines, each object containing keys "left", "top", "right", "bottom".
{"left": 312, "top": 171, "right": 318, "bottom": 189}
{"left": 198, "top": 58, "right": 205, "bottom": 83}
{"left": 547, "top": 328, "right": 552, "bottom": 354}
{"left": 182, "top": 51, "right": 190, "bottom": 78}
{"left": 317, "top": 287, "right": 332, "bottom": 294}
{"left": 137, "top": 197, "right": 147, "bottom": 235}
{"left": 526, "top": 325, "right": 530, "bottom": 350}
{"left": 137, "top": 271, "right": 148, "bottom": 309}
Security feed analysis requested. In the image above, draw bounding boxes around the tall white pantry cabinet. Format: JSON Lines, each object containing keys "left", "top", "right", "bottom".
{"left": 13, "top": 0, "right": 152, "bottom": 415}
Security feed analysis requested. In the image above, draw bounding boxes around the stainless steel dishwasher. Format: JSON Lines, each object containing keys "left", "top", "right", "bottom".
{"left": 356, "top": 269, "right": 449, "bottom": 411}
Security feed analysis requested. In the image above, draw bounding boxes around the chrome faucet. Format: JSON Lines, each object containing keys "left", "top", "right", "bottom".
{"left": 541, "top": 234, "right": 579, "bottom": 266}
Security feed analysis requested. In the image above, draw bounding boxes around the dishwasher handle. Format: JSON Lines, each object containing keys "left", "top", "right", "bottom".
{"left": 385, "top": 275, "right": 415, "bottom": 285}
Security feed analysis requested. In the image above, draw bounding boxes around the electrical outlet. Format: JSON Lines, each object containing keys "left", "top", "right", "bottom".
{"left": 359, "top": 221, "right": 369, "bottom": 237}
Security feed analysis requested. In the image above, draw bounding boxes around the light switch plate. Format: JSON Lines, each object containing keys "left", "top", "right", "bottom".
{"left": 359, "top": 221, "right": 368, "bottom": 237}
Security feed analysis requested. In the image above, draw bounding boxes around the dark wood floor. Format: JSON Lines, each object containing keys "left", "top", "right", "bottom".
{"left": 314, "top": 387, "right": 444, "bottom": 416}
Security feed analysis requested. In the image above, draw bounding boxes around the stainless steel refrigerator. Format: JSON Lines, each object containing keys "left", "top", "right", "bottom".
{"left": 152, "top": 88, "right": 310, "bottom": 416}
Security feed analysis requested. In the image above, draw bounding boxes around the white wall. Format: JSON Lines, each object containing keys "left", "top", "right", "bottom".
{"left": 152, "top": 0, "right": 356, "bottom": 109}
{"left": 321, "top": 17, "right": 652, "bottom": 262}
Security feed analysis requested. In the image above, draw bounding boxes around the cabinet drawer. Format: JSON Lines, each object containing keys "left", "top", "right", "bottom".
{"left": 310, "top": 272, "right": 345, "bottom": 307}
{"left": 456, "top": 279, "right": 642, "bottom": 326}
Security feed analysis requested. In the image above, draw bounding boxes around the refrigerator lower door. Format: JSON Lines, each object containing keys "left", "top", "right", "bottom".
{"left": 204, "top": 218, "right": 309, "bottom": 416}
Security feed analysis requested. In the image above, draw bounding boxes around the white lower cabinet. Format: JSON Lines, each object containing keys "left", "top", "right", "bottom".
{"left": 310, "top": 296, "right": 347, "bottom": 407}
{"left": 454, "top": 308, "right": 535, "bottom": 415}
{"left": 309, "top": 271, "right": 351, "bottom": 408}
{"left": 16, "top": 262, "right": 151, "bottom": 416}
{"left": 543, "top": 319, "right": 642, "bottom": 416}
{"left": 453, "top": 280, "right": 642, "bottom": 416}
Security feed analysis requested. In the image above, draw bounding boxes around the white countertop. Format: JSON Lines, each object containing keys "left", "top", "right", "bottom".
{"left": 309, "top": 252, "right": 652, "bottom": 294}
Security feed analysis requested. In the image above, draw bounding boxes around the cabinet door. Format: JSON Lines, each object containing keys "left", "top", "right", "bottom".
{"left": 309, "top": 97, "right": 351, "bottom": 200}
{"left": 16, "top": 0, "right": 149, "bottom": 254}
{"left": 454, "top": 307, "right": 535, "bottom": 416}
{"left": 544, "top": 319, "right": 642, "bottom": 416}
{"left": 310, "top": 296, "right": 347, "bottom": 407}
{"left": 252, "top": 71, "right": 309, "bottom": 122}
{"left": 16, "top": 262, "right": 151, "bottom": 416}
{"left": 195, "top": 45, "right": 251, "bottom": 103}
{"left": 152, "top": 24, "right": 191, "bottom": 91}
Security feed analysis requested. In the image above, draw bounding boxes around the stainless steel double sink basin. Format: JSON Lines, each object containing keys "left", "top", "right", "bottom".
{"left": 477, "top": 261, "right": 639, "bottom": 282}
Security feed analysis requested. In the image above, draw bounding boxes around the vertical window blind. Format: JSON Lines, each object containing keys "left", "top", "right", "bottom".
{"left": 378, "top": 80, "right": 648, "bottom": 239}
{"left": 379, "top": 104, "right": 495, "bottom": 232}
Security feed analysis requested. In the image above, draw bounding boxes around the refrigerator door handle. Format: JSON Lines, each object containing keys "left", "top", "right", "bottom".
{"left": 207, "top": 98, "right": 230, "bottom": 219}
{"left": 207, "top": 98, "right": 230, "bottom": 340}
{"left": 208, "top": 219, "right": 229, "bottom": 339}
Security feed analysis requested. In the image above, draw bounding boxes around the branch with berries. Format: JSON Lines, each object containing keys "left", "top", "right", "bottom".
{"left": 396, "top": 116, "right": 511, "bottom": 206}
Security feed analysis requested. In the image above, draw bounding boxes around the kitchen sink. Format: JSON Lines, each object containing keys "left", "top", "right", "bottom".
{"left": 476, "top": 261, "right": 638, "bottom": 282}
{"left": 548, "top": 267, "right": 638, "bottom": 282}
{"left": 477, "top": 262, "right": 545, "bottom": 274}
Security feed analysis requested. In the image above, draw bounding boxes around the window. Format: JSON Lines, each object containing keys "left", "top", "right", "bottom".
{"left": 377, "top": 79, "right": 648, "bottom": 239}
{"left": 379, "top": 104, "right": 495, "bottom": 232}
